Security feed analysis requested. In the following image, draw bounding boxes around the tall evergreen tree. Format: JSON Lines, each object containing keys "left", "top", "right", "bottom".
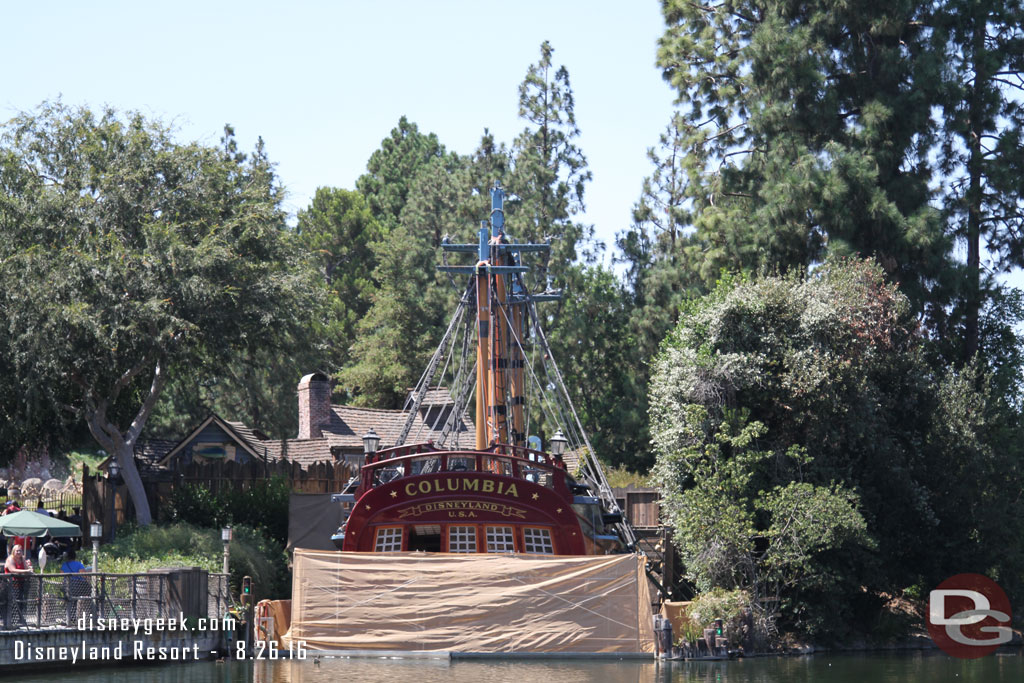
{"left": 934, "top": 0, "right": 1024, "bottom": 360}
{"left": 356, "top": 117, "right": 446, "bottom": 231}
{"left": 656, "top": 0, "right": 952, "bottom": 313}
{"left": 296, "top": 187, "right": 382, "bottom": 368}
{"left": 509, "top": 41, "right": 595, "bottom": 295}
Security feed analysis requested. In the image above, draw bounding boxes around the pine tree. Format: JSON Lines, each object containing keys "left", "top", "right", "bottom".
{"left": 509, "top": 41, "right": 595, "bottom": 295}
{"left": 934, "top": 0, "right": 1024, "bottom": 360}
{"left": 656, "top": 0, "right": 952, "bottom": 312}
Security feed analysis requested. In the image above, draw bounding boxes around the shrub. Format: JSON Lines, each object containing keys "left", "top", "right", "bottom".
{"left": 98, "top": 521, "right": 289, "bottom": 602}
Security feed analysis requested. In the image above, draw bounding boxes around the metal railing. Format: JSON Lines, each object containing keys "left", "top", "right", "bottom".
{"left": 0, "top": 571, "right": 234, "bottom": 631}
{"left": 207, "top": 572, "right": 232, "bottom": 621}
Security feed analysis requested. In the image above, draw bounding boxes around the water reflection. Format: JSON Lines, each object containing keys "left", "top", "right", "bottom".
{"left": 6, "top": 650, "right": 1023, "bottom": 682}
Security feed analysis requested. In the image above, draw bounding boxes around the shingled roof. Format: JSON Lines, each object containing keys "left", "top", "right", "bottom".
{"left": 321, "top": 404, "right": 474, "bottom": 451}
{"left": 262, "top": 438, "right": 333, "bottom": 467}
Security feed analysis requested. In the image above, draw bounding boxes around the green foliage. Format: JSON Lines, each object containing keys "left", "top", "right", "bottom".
{"left": 166, "top": 477, "right": 290, "bottom": 546}
{"left": 98, "top": 522, "right": 288, "bottom": 603}
{"left": 650, "top": 260, "right": 1023, "bottom": 640}
{"left": 686, "top": 588, "right": 752, "bottom": 648}
{"left": 653, "top": 0, "right": 952, "bottom": 327}
{"left": 549, "top": 265, "right": 652, "bottom": 470}
{"left": 0, "top": 102, "right": 323, "bottom": 521}
{"left": 356, "top": 116, "right": 446, "bottom": 231}
{"left": 509, "top": 41, "right": 595, "bottom": 293}
{"left": 933, "top": 0, "right": 1024, "bottom": 358}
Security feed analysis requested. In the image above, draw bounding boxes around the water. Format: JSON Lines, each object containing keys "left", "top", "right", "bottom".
{"left": 5, "top": 651, "right": 1023, "bottom": 682}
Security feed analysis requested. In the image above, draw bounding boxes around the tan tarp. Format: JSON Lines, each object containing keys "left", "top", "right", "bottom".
{"left": 661, "top": 600, "right": 695, "bottom": 639}
{"left": 287, "top": 494, "right": 342, "bottom": 553}
{"left": 258, "top": 599, "right": 292, "bottom": 642}
{"left": 283, "top": 549, "right": 655, "bottom": 655}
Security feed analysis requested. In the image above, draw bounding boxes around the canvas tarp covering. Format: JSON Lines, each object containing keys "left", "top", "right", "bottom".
{"left": 284, "top": 549, "right": 655, "bottom": 655}
{"left": 287, "top": 494, "right": 342, "bottom": 552}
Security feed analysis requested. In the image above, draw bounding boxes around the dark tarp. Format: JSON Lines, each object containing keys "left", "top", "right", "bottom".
{"left": 287, "top": 493, "right": 343, "bottom": 553}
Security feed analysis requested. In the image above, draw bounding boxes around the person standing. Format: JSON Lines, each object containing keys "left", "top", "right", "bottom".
{"left": 3, "top": 544, "right": 33, "bottom": 628}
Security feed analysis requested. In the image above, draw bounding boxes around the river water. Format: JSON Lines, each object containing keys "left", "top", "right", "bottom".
{"left": 5, "top": 651, "right": 1023, "bottom": 682}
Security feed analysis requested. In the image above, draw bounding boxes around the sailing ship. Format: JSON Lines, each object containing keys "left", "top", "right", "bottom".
{"left": 332, "top": 183, "right": 636, "bottom": 557}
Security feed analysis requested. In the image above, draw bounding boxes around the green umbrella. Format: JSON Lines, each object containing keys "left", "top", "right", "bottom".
{"left": 0, "top": 509, "right": 82, "bottom": 537}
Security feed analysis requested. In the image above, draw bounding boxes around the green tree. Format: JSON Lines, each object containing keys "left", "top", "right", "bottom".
{"left": 650, "top": 260, "right": 1021, "bottom": 637}
{"left": 509, "top": 41, "right": 595, "bottom": 295}
{"left": 549, "top": 265, "right": 652, "bottom": 470}
{"left": 0, "top": 103, "right": 320, "bottom": 523}
{"left": 296, "top": 187, "right": 383, "bottom": 366}
{"left": 934, "top": 0, "right": 1024, "bottom": 360}
{"left": 356, "top": 116, "right": 446, "bottom": 231}
{"left": 656, "top": 0, "right": 951, "bottom": 313}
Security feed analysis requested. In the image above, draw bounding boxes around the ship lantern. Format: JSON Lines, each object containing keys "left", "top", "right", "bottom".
{"left": 362, "top": 428, "right": 381, "bottom": 456}
{"left": 549, "top": 429, "right": 567, "bottom": 457}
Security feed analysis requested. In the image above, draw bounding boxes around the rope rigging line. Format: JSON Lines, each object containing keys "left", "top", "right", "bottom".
{"left": 397, "top": 281, "right": 472, "bottom": 446}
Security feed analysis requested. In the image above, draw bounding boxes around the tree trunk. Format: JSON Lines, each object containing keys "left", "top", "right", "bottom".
{"left": 114, "top": 443, "right": 152, "bottom": 526}
{"left": 964, "top": 14, "right": 986, "bottom": 363}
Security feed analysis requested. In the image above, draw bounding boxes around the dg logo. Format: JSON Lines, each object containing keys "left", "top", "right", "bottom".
{"left": 928, "top": 574, "right": 1013, "bottom": 659}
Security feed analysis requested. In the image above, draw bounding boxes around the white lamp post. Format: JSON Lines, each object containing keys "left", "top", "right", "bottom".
{"left": 549, "top": 429, "right": 567, "bottom": 457}
{"left": 107, "top": 459, "right": 120, "bottom": 542}
{"left": 90, "top": 521, "right": 102, "bottom": 572}
{"left": 221, "top": 526, "right": 232, "bottom": 575}
{"left": 363, "top": 429, "right": 380, "bottom": 458}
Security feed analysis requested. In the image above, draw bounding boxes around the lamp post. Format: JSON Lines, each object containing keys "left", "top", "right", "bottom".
{"left": 549, "top": 429, "right": 567, "bottom": 457}
{"left": 107, "top": 459, "right": 120, "bottom": 543}
{"left": 90, "top": 521, "right": 102, "bottom": 616}
{"left": 363, "top": 429, "right": 380, "bottom": 458}
{"left": 221, "top": 526, "right": 232, "bottom": 575}
{"left": 90, "top": 521, "right": 102, "bottom": 572}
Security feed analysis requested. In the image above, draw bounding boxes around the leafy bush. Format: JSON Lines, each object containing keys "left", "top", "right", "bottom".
{"left": 165, "top": 476, "right": 289, "bottom": 545}
{"left": 98, "top": 522, "right": 289, "bottom": 602}
{"left": 687, "top": 588, "right": 754, "bottom": 648}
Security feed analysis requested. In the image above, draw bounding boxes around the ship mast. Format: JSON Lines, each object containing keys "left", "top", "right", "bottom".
{"left": 440, "top": 183, "right": 541, "bottom": 449}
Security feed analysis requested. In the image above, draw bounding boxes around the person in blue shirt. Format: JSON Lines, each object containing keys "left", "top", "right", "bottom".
{"left": 61, "top": 549, "right": 86, "bottom": 574}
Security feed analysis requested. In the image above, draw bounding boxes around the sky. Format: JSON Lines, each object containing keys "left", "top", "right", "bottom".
{"left": 2, "top": 1, "right": 1020, "bottom": 292}
{"left": 1, "top": 1, "right": 675, "bottom": 260}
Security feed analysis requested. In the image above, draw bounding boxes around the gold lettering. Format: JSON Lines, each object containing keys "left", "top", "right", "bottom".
{"left": 405, "top": 483, "right": 416, "bottom": 497}
{"left": 505, "top": 483, "right": 518, "bottom": 498}
{"left": 482, "top": 480, "right": 495, "bottom": 493}
{"left": 418, "top": 481, "right": 432, "bottom": 495}
{"left": 447, "top": 479, "right": 459, "bottom": 491}
{"left": 464, "top": 479, "right": 479, "bottom": 492}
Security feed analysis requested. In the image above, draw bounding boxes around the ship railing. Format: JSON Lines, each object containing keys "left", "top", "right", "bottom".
{"left": 359, "top": 447, "right": 567, "bottom": 493}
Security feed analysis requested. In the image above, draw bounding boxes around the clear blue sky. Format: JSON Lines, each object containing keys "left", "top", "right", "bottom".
{"left": 3, "top": 1, "right": 1019, "bottom": 293}
{"left": 2, "top": 1, "right": 675, "bottom": 258}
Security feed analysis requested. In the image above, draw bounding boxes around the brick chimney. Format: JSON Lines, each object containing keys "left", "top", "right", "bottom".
{"left": 298, "top": 372, "right": 331, "bottom": 439}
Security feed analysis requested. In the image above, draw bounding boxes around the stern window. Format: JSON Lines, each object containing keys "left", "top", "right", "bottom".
{"left": 374, "top": 527, "right": 403, "bottom": 552}
{"left": 523, "top": 527, "right": 554, "bottom": 554}
{"left": 448, "top": 526, "right": 477, "bottom": 553}
{"left": 485, "top": 526, "right": 516, "bottom": 553}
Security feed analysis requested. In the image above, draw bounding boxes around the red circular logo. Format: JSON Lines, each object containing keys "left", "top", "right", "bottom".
{"left": 927, "top": 573, "right": 1012, "bottom": 659}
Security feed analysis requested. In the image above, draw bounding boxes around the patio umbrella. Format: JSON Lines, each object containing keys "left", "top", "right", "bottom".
{"left": 0, "top": 509, "right": 82, "bottom": 537}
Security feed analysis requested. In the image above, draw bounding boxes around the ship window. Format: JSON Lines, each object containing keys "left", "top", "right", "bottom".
{"left": 483, "top": 457, "right": 512, "bottom": 476}
{"left": 448, "top": 526, "right": 477, "bottom": 553}
{"left": 410, "top": 456, "right": 441, "bottom": 475}
{"left": 485, "top": 526, "right": 516, "bottom": 553}
{"left": 374, "top": 527, "right": 403, "bottom": 552}
{"left": 373, "top": 464, "right": 404, "bottom": 486}
{"left": 523, "top": 527, "right": 554, "bottom": 554}
{"left": 447, "top": 456, "right": 476, "bottom": 472}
